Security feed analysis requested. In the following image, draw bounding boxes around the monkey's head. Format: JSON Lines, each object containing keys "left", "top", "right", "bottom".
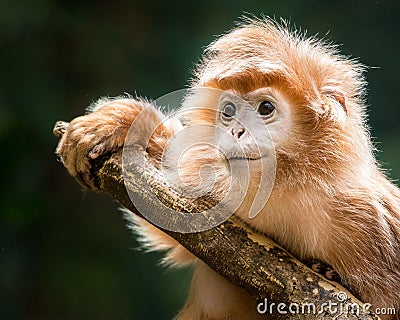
{"left": 179, "top": 18, "right": 374, "bottom": 195}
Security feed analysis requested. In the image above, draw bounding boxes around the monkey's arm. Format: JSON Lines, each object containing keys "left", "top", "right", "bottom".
{"left": 53, "top": 120, "right": 378, "bottom": 320}
{"left": 54, "top": 98, "right": 173, "bottom": 189}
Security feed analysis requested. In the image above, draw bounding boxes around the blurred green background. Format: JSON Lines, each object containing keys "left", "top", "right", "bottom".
{"left": 0, "top": 0, "right": 399, "bottom": 319}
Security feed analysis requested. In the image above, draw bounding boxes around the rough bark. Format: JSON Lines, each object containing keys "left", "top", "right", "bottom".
{"left": 55, "top": 125, "right": 379, "bottom": 319}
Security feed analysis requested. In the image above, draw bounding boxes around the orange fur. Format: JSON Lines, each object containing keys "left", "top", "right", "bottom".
{"left": 57, "top": 18, "right": 400, "bottom": 320}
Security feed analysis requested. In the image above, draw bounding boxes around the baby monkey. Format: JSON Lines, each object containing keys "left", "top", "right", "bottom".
{"left": 55, "top": 19, "right": 400, "bottom": 319}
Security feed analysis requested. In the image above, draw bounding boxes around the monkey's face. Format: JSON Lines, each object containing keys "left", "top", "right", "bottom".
{"left": 178, "top": 85, "right": 292, "bottom": 164}
{"left": 215, "top": 87, "right": 291, "bottom": 163}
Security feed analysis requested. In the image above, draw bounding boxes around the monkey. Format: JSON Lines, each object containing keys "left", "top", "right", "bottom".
{"left": 55, "top": 18, "right": 400, "bottom": 319}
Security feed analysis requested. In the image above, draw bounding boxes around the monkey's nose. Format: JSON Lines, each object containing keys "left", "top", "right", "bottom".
{"left": 231, "top": 127, "right": 245, "bottom": 139}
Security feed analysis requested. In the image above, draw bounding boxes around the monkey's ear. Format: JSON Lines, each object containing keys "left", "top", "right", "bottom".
{"left": 321, "top": 86, "right": 347, "bottom": 114}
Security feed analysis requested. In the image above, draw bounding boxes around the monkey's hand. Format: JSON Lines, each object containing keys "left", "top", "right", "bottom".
{"left": 54, "top": 98, "right": 170, "bottom": 190}
{"left": 307, "top": 259, "right": 342, "bottom": 284}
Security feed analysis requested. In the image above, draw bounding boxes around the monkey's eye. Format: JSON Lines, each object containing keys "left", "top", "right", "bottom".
{"left": 258, "top": 101, "right": 275, "bottom": 117}
{"left": 222, "top": 102, "right": 236, "bottom": 118}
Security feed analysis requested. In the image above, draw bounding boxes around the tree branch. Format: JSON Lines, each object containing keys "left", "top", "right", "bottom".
{"left": 55, "top": 122, "right": 378, "bottom": 319}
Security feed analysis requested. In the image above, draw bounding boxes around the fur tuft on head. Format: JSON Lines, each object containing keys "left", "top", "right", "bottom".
{"left": 195, "top": 17, "right": 367, "bottom": 119}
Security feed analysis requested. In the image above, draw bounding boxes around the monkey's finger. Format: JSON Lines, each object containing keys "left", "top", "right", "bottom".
{"left": 53, "top": 121, "right": 69, "bottom": 138}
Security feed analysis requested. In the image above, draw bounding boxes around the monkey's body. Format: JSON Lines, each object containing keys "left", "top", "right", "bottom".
{"left": 56, "top": 19, "right": 400, "bottom": 319}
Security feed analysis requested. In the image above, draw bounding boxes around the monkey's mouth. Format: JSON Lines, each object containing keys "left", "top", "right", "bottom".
{"left": 221, "top": 147, "right": 264, "bottom": 161}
